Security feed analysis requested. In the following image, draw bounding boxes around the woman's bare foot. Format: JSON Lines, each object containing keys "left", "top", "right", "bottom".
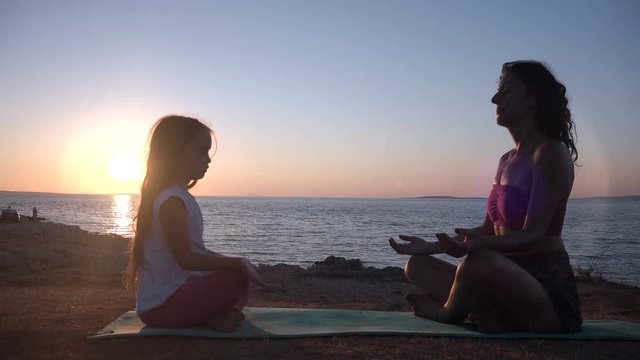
{"left": 406, "top": 293, "right": 447, "bottom": 322}
{"left": 206, "top": 310, "right": 244, "bottom": 332}
{"left": 233, "top": 310, "right": 245, "bottom": 322}
{"left": 468, "top": 311, "right": 505, "bottom": 333}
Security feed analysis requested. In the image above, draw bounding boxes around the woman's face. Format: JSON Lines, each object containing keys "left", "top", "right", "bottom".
{"left": 180, "top": 130, "right": 212, "bottom": 181}
{"left": 491, "top": 71, "right": 535, "bottom": 127}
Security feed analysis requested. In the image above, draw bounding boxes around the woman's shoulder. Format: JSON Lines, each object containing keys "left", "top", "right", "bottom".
{"left": 534, "top": 139, "right": 570, "bottom": 162}
{"left": 532, "top": 139, "right": 573, "bottom": 179}
{"left": 498, "top": 149, "right": 516, "bottom": 163}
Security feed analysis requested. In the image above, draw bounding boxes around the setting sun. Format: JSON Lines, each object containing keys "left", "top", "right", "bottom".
{"left": 108, "top": 155, "right": 143, "bottom": 183}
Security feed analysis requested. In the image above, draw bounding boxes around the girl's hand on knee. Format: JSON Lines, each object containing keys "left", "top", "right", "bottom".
{"left": 239, "top": 258, "right": 270, "bottom": 289}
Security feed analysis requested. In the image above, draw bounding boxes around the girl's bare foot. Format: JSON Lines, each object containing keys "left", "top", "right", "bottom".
{"left": 406, "top": 293, "right": 447, "bottom": 322}
{"left": 206, "top": 310, "right": 244, "bottom": 332}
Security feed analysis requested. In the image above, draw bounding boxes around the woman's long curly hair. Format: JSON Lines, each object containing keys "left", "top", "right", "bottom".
{"left": 502, "top": 60, "right": 578, "bottom": 163}
{"left": 122, "top": 115, "right": 214, "bottom": 289}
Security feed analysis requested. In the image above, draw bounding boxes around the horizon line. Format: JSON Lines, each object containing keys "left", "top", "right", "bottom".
{"left": 1, "top": 190, "right": 639, "bottom": 201}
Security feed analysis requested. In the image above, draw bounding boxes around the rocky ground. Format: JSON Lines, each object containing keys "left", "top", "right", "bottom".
{"left": 0, "top": 221, "right": 638, "bottom": 359}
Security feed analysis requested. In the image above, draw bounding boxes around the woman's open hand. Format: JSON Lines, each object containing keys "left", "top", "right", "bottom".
{"left": 436, "top": 230, "right": 486, "bottom": 258}
{"left": 389, "top": 235, "right": 442, "bottom": 255}
{"left": 454, "top": 228, "right": 479, "bottom": 238}
{"left": 435, "top": 233, "right": 468, "bottom": 258}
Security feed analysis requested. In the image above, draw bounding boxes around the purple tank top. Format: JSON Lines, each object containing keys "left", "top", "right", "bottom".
{"left": 486, "top": 184, "right": 566, "bottom": 236}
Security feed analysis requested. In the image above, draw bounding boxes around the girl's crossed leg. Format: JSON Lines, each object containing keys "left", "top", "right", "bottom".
{"left": 140, "top": 270, "right": 251, "bottom": 331}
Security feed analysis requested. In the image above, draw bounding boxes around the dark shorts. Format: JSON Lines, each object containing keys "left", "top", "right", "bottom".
{"left": 507, "top": 250, "right": 583, "bottom": 333}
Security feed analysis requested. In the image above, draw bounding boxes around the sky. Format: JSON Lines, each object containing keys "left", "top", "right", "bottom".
{"left": 1, "top": 0, "right": 639, "bottom": 198}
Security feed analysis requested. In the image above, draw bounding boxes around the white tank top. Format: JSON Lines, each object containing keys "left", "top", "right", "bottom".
{"left": 136, "top": 185, "right": 211, "bottom": 314}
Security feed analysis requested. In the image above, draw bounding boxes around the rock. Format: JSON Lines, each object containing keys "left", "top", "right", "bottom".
{"left": 312, "top": 256, "right": 364, "bottom": 270}
{"left": 307, "top": 256, "right": 406, "bottom": 282}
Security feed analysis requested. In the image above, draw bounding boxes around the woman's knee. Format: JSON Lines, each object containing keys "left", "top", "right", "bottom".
{"left": 456, "top": 248, "right": 501, "bottom": 280}
{"left": 404, "top": 255, "right": 427, "bottom": 281}
{"left": 404, "top": 255, "right": 449, "bottom": 283}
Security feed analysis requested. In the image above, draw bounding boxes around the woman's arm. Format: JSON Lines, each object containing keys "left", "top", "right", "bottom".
{"left": 456, "top": 150, "right": 509, "bottom": 238}
{"left": 455, "top": 214, "right": 495, "bottom": 237}
{"left": 392, "top": 151, "right": 510, "bottom": 257}
{"left": 392, "top": 205, "right": 497, "bottom": 257}
{"left": 433, "top": 215, "right": 495, "bottom": 257}
{"left": 450, "top": 141, "right": 573, "bottom": 252}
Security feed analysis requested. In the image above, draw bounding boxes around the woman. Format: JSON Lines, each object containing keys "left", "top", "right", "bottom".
{"left": 389, "top": 60, "right": 582, "bottom": 333}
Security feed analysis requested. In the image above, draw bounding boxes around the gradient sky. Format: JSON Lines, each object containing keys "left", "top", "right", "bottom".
{"left": 1, "top": 0, "right": 639, "bottom": 197}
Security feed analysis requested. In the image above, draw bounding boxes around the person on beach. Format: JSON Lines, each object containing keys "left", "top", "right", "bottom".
{"left": 123, "top": 115, "right": 267, "bottom": 332}
{"left": 389, "top": 60, "right": 582, "bottom": 333}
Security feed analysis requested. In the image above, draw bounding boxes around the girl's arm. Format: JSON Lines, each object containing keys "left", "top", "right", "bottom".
{"left": 160, "top": 197, "right": 244, "bottom": 271}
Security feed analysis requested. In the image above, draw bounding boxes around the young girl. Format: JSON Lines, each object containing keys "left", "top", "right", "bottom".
{"left": 123, "top": 115, "right": 265, "bottom": 332}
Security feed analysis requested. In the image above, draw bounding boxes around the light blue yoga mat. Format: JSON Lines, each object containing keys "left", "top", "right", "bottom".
{"left": 89, "top": 307, "right": 640, "bottom": 341}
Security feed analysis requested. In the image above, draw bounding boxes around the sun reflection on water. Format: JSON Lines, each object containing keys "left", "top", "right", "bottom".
{"left": 109, "top": 194, "right": 135, "bottom": 237}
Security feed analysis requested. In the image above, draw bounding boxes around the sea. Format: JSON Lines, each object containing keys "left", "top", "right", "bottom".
{"left": 1, "top": 192, "right": 639, "bottom": 287}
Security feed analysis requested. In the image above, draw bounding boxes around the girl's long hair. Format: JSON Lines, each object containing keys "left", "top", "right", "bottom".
{"left": 122, "top": 115, "right": 213, "bottom": 289}
{"left": 502, "top": 60, "right": 578, "bottom": 163}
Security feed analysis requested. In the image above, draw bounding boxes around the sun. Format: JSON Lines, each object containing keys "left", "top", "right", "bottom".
{"left": 108, "top": 155, "right": 143, "bottom": 183}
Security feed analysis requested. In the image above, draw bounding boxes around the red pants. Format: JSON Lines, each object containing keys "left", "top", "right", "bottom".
{"left": 139, "top": 270, "right": 251, "bottom": 328}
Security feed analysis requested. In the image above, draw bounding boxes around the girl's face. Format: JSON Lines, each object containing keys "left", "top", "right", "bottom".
{"left": 491, "top": 71, "right": 535, "bottom": 127}
{"left": 180, "top": 130, "right": 212, "bottom": 181}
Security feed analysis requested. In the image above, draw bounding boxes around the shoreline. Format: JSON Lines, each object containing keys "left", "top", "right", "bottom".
{"left": 1, "top": 220, "right": 639, "bottom": 359}
{"left": 0, "top": 220, "right": 636, "bottom": 287}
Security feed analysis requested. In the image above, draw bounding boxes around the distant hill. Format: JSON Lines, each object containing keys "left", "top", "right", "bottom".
{"left": 0, "top": 190, "right": 136, "bottom": 196}
{"left": 0, "top": 190, "right": 63, "bottom": 196}
{"left": 413, "top": 195, "right": 640, "bottom": 201}
{"left": 414, "top": 195, "right": 486, "bottom": 200}
{"left": 573, "top": 195, "right": 640, "bottom": 201}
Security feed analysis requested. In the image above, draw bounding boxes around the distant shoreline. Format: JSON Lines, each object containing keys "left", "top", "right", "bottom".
{"left": 570, "top": 195, "right": 640, "bottom": 201}
{"left": 1, "top": 190, "right": 639, "bottom": 201}
{"left": 412, "top": 195, "right": 486, "bottom": 200}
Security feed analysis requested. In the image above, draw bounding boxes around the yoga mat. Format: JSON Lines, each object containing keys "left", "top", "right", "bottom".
{"left": 89, "top": 307, "right": 640, "bottom": 341}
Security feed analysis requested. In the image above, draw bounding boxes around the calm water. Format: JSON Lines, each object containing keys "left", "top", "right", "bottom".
{"left": 1, "top": 193, "right": 639, "bottom": 286}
